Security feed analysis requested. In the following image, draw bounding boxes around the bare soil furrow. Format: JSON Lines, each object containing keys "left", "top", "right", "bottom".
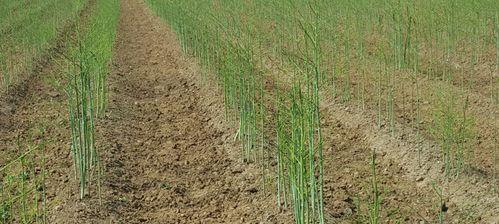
{"left": 61, "top": 0, "right": 290, "bottom": 223}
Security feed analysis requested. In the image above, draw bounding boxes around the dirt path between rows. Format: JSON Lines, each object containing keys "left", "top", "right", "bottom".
{"left": 55, "top": 0, "right": 290, "bottom": 223}
{"left": 1, "top": 0, "right": 496, "bottom": 223}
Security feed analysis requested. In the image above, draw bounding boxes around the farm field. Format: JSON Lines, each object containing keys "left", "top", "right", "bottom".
{"left": 0, "top": 0, "right": 497, "bottom": 223}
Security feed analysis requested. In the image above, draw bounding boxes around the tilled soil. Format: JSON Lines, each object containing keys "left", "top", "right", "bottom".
{"left": 1, "top": 0, "right": 497, "bottom": 223}
{"left": 320, "top": 101, "right": 499, "bottom": 223}
{"left": 52, "top": 0, "right": 290, "bottom": 223}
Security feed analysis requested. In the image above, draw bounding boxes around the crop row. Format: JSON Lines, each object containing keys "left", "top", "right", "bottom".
{"left": 146, "top": 0, "right": 497, "bottom": 223}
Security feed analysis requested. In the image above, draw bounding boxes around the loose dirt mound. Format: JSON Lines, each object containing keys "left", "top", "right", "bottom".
{"left": 52, "top": 0, "right": 290, "bottom": 223}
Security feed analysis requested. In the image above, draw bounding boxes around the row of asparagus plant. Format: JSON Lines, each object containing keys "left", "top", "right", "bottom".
{"left": 263, "top": 0, "right": 494, "bottom": 177}
{"left": 0, "top": 0, "right": 87, "bottom": 91}
{"left": 147, "top": 0, "right": 325, "bottom": 222}
{"left": 65, "top": 0, "right": 119, "bottom": 200}
{"left": 146, "top": 0, "right": 497, "bottom": 222}
{"left": 0, "top": 0, "right": 93, "bottom": 222}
